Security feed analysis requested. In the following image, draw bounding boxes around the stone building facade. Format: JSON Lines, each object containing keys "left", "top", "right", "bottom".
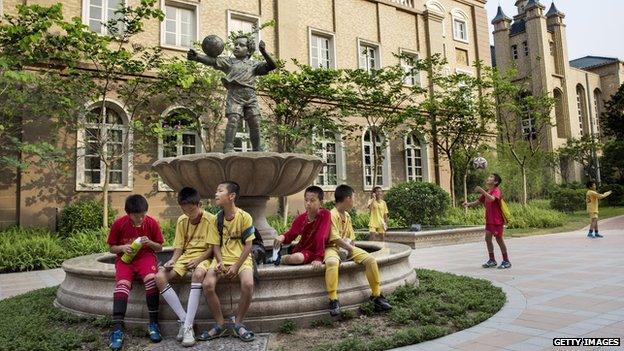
{"left": 491, "top": 0, "right": 623, "bottom": 181}
{"left": 0, "top": 0, "right": 490, "bottom": 229}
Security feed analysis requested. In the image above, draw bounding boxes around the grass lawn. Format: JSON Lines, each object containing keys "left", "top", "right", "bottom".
{"left": 506, "top": 206, "right": 624, "bottom": 237}
{"left": 0, "top": 270, "right": 505, "bottom": 351}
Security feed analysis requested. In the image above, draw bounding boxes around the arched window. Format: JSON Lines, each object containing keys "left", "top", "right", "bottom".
{"left": 362, "top": 127, "right": 391, "bottom": 189}
{"left": 553, "top": 88, "right": 567, "bottom": 138}
{"left": 404, "top": 133, "right": 429, "bottom": 182}
{"left": 426, "top": 0, "right": 447, "bottom": 37}
{"left": 313, "top": 130, "right": 346, "bottom": 189}
{"left": 76, "top": 100, "right": 132, "bottom": 190}
{"left": 593, "top": 88, "right": 603, "bottom": 135}
{"left": 451, "top": 9, "right": 469, "bottom": 43}
{"left": 159, "top": 108, "right": 202, "bottom": 158}
{"left": 576, "top": 84, "right": 588, "bottom": 135}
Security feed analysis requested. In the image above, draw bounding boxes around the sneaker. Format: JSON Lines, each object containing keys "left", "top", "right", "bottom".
{"left": 482, "top": 259, "right": 497, "bottom": 268}
{"left": 329, "top": 299, "right": 341, "bottom": 316}
{"left": 181, "top": 325, "right": 195, "bottom": 347}
{"left": 587, "top": 232, "right": 596, "bottom": 238}
{"left": 176, "top": 321, "right": 185, "bottom": 342}
{"left": 370, "top": 295, "right": 392, "bottom": 312}
{"left": 594, "top": 232, "right": 604, "bottom": 238}
{"left": 109, "top": 329, "right": 123, "bottom": 351}
{"left": 147, "top": 322, "right": 162, "bottom": 343}
{"left": 497, "top": 261, "right": 512, "bottom": 269}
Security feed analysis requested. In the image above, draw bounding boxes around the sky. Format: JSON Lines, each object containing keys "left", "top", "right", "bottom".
{"left": 486, "top": 0, "right": 624, "bottom": 61}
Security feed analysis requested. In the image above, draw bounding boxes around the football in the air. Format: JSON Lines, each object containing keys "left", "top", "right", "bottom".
{"left": 201, "top": 35, "right": 225, "bottom": 57}
{"left": 473, "top": 156, "right": 488, "bottom": 169}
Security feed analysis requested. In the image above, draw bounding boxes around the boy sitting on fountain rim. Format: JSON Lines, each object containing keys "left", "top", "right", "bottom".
{"left": 273, "top": 185, "right": 331, "bottom": 266}
{"left": 155, "top": 187, "right": 215, "bottom": 346}
{"left": 324, "top": 184, "right": 392, "bottom": 316}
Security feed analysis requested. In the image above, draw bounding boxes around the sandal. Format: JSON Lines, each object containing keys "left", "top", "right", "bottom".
{"left": 197, "top": 324, "right": 227, "bottom": 341}
{"left": 232, "top": 323, "right": 255, "bottom": 342}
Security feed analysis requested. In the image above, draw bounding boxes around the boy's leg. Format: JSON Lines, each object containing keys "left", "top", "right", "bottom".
{"left": 494, "top": 236, "right": 509, "bottom": 262}
{"left": 136, "top": 255, "right": 162, "bottom": 343}
{"left": 223, "top": 113, "right": 242, "bottom": 153}
{"left": 592, "top": 217, "right": 603, "bottom": 237}
{"left": 281, "top": 252, "right": 306, "bottom": 265}
{"left": 202, "top": 268, "right": 225, "bottom": 325}
{"left": 350, "top": 247, "right": 381, "bottom": 297}
{"left": 485, "top": 231, "right": 495, "bottom": 261}
{"left": 235, "top": 268, "right": 254, "bottom": 325}
{"left": 156, "top": 268, "right": 186, "bottom": 322}
{"left": 143, "top": 273, "right": 160, "bottom": 325}
{"left": 112, "top": 279, "right": 132, "bottom": 331}
{"left": 245, "top": 113, "right": 262, "bottom": 151}
{"left": 185, "top": 268, "right": 207, "bottom": 329}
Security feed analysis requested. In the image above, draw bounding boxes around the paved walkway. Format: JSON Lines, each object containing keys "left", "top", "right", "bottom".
{"left": 2, "top": 217, "right": 623, "bottom": 351}
{"left": 393, "top": 215, "right": 624, "bottom": 351}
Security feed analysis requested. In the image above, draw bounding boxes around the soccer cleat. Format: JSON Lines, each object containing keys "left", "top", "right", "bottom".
{"left": 109, "top": 329, "right": 123, "bottom": 351}
{"left": 370, "top": 295, "right": 393, "bottom": 312}
{"left": 593, "top": 232, "right": 604, "bottom": 238}
{"left": 147, "top": 322, "right": 162, "bottom": 343}
{"left": 181, "top": 326, "right": 196, "bottom": 347}
{"left": 587, "top": 232, "right": 596, "bottom": 238}
{"left": 176, "top": 321, "right": 185, "bottom": 342}
{"left": 482, "top": 259, "right": 497, "bottom": 268}
{"left": 497, "top": 261, "right": 512, "bottom": 269}
{"left": 329, "top": 299, "right": 341, "bottom": 316}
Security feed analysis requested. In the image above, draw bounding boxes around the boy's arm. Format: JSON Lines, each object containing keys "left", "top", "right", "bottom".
{"left": 333, "top": 238, "right": 355, "bottom": 253}
{"left": 312, "top": 211, "right": 332, "bottom": 262}
{"left": 187, "top": 49, "right": 222, "bottom": 69}
{"left": 254, "top": 41, "right": 277, "bottom": 75}
{"left": 280, "top": 215, "right": 303, "bottom": 245}
{"left": 475, "top": 186, "right": 496, "bottom": 202}
{"left": 597, "top": 190, "right": 613, "bottom": 199}
{"left": 212, "top": 245, "right": 223, "bottom": 267}
{"left": 109, "top": 244, "right": 132, "bottom": 255}
{"left": 187, "top": 246, "right": 213, "bottom": 269}
{"left": 226, "top": 241, "right": 252, "bottom": 278}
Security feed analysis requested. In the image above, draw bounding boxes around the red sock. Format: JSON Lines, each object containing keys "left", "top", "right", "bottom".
{"left": 489, "top": 252, "right": 495, "bottom": 261}
{"left": 502, "top": 252, "right": 509, "bottom": 261}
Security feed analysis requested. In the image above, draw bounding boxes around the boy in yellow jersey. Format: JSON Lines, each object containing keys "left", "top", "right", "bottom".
{"left": 367, "top": 186, "right": 389, "bottom": 241}
{"left": 194, "top": 181, "right": 256, "bottom": 343}
{"left": 155, "top": 187, "right": 214, "bottom": 346}
{"left": 324, "top": 184, "right": 392, "bottom": 316}
{"left": 585, "top": 181, "right": 612, "bottom": 238}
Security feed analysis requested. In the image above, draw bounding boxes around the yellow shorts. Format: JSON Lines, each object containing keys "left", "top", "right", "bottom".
{"left": 324, "top": 246, "right": 370, "bottom": 264}
{"left": 369, "top": 226, "right": 385, "bottom": 234}
{"left": 195, "top": 258, "right": 253, "bottom": 276}
{"left": 589, "top": 212, "right": 599, "bottom": 219}
{"left": 172, "top": 251, "right": 204, "bottom": 277}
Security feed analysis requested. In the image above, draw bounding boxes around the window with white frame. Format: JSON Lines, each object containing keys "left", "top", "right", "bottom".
{"left": 233, "top": 121, "right": 252, "bottom": 152}
{"left": 576, "top": 85, "right": 587, "bottom": 135}
{"left": 401, "top": 52, "right": 420, "bottom": 86}
{"left": 159, "top": 109, "right": 202, "bottom": 158}
{"left": 362, "top": 128, "right": 390, "bottom": 189}
{"left": 511, "top": 45, "right": 518, "bottom": 60}
{"left": 77, "top": 102, "right": 131, "bottom": 190}
{"left": 314, "top": 130, "right": 345, "bottom": 188}
{"left": 523, "top": 41, "right": 529, "bottom": 57}
{"left": 593, "top": 89, "right": 602, "bottom": 135}
{"left": 359, "top": 41, "right": 380, "bottom": 72}
{"left": 404, "top": 133, "right": 427, "bottom": 182}
{"left": 84, "top": 0, "right": 124, "bottom": 35}
{"left": 453, "top": 18, "right": 467, "bottom": 41}
{"left": 310, "top": 31, "right": 335, "bottom": 69}
{"left": 163, "top": 4, "right": 196, "bottom": 48}
{"left": 228, "top": 11, "right": 259, "bottom": 50}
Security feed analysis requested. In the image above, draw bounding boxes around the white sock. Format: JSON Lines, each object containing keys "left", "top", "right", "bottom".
{"left": 184, "top": 283, "right": 202, "bottom": 328}
{"left": 160, "top": 284, "right": 186, "bottom": 322}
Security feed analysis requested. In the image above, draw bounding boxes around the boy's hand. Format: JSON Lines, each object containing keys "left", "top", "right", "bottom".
{"left": 474, "top": 186, "right": 484, "bottom": 193}
{"left": 187, "top": 49, "right": 198, "bottom": 61}
{"left": 462, "top": 201, "right": 469, "bottom": 208}
{"left": 311, "top": 260, "right": 322, "bottom": 267}
{"left": 163, "top": 259, "right": 174, "bottom": 269}
{"left": 605, "top": 190, "right": 613, "bottom": 196}
{"left": 120, "top": 245, "right": 133, "bottom": 254}
{"left": 215, "top": 261, "right": 223, "bottom": 273}
{"left": 225, "top": 265, "right": 238, "bottom": 279}
{"left": 187, "top": 258, "right": 202, "bottom": 269}
{"left": 139, "top": 236, "right": 150, "bottom": 245}
{"left": 274, "top": 235, "right": 284, "bottom": 249}
{"left": 258, "top": 40, "right": 266, "bottom": 53}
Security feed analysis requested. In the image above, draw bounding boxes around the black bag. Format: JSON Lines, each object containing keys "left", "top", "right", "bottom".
{"left": 216, "top": 210, "right": 265, "bottom": 282}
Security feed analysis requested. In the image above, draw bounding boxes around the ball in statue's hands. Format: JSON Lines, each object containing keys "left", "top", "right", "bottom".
{"left": 473, "top": 156, "right": 488, "bottom": 169}
{"left": 201, "top": 35, "right": 225, "bottom": 57}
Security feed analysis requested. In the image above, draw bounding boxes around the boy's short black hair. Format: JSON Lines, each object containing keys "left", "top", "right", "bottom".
{"left": 305, "top": 185, "right": 324, "bottom": 201}
{"left": 125, "top": 194, "right": 148, "bottom": 214}
{"left": 586, "top": 180, "right": 596, "bottom": 189}
{"left": 334, "top": 184, "right": 354, "bottom": 203}
{"left": 178, "top": 187, "right": 201, "bottom": 206}
{"left": 372, "top": 186, "right": 382, "bottom": 193}
{"left": 219, "top": 181, "right": 240, "bottom": 201}
{"left": 491, "top": 173, "right": 502, "bottom": 186}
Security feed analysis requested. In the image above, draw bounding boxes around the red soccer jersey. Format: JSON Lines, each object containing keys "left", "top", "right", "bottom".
{"left": 282, "top": 208, "right": 331, "bottom": 262}
{"left": 479, "top": 187, "right": 504, "bottom": 225}
{"left": 107, "top": 215, "right": 164, "bottom": 259}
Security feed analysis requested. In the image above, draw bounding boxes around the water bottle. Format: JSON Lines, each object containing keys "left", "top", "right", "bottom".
{"left": 121, "top": 238, "right": 143, "bottom": 264}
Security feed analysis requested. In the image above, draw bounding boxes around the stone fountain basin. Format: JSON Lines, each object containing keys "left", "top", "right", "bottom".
{"left": 54, "top": 242, "right": 417, "bottom": 334}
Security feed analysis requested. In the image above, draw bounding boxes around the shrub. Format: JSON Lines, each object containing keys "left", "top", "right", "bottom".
{"left": 279, "top": 320, "right": 296, "bottom": 334}
{"left": 0, "top": 228, "right": 67, "bottom": 272}
{"left": 63, "top": 229, "right": 108, "bottom": 256}
{"left": 160, "top": 221, "right": 176, "bottom": 246}
{"left": 549, "top": 187, "right": 585, "bottom": 212}
{"left": 267, "top": 215, "right": 294, "bottom": 235}
{"left": 58, "top": 200, "right": 116, "bottom": 236}
{"left": 385, "top": 182, "right": 450, "bottom": 226}
{"left": 443, "top": 202, "right": 565, "bottom": 229}
{"left": 600, "top": 184, "right": 624, "bottom": 206}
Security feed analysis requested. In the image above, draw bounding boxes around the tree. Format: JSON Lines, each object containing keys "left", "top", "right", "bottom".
{"left": 557, "top": 135, "right": 603, "bottom": 182}
{"left": 490, "top": 66, "right": 555, "bottom": 205}
{"left": 337, "top": 60, "right": 417, "bottom": 188}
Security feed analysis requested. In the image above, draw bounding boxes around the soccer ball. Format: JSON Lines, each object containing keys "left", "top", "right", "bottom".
{"left": 201, "top": 35, "right": 225, "bottom": 57}
{"left": 473, "top": 156, "right": 488, "bottom": 169}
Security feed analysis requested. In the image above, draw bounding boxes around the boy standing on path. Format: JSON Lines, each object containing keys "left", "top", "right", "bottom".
{"left": 586, "top": 181, "right": 612, "bottom": 238}
{"left": 367, "top": 186, "right": 389, "bottom": 241}
{"left": 463, "top": 174, "right": 511, "bottom": 269}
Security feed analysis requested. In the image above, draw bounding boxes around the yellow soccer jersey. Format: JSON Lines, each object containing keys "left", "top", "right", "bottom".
{"left": 207, "top": 209, "right": 255, "bottom": 266}
{"left": 586, "top": 190, "right": 611, "bottom": 214}
{"left": 368, "top": 199, "right": 388, "bottom": 228}
{"left": 327, "top": 207, "right": 355, "bottom": 246}
{"left": 173, "top": 210, "right": 215, "bottom": 256}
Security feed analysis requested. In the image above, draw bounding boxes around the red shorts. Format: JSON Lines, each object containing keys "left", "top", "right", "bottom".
{"left": 115, "top": 254, "right": 158, "bottom": 282}
{"left": 485, "top": 224, "right": 504, "bottom": 238}
{"left": 290, "top": 248, "right": 315, "bottom": 264}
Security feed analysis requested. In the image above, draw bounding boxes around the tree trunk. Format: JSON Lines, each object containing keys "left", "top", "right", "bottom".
{"left": 449, "top": 163, "right": 456, "bottom": 207}
{"left": 521, "top": 166, "right": 528, "bottom": 206}
{"left": 463, "top": 171, "right": 468, "bottom": 214}
{"left": 102, "top": 164, "right": 110, "bottom": 229}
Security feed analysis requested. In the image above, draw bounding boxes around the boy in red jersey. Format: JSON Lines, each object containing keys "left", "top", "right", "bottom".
{"left": 107, "top": 194, "right": 164, "bottom": 350}
{"left": 273, "top": 186, "right": 331, "bottom": 266}
{"left": 463, "top": 173, "right": 511, "bottom": 269}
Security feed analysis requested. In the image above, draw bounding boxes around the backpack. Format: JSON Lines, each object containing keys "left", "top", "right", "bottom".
{"left": 216, "top": 210, "right": 265, "bottom": 282}
{"left": 500, "top": 198, "right": 513, "bottom": 225}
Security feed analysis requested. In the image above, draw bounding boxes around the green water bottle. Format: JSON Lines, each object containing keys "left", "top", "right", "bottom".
{"left": 121, "top": 238, "right": 142, "bottom": 264}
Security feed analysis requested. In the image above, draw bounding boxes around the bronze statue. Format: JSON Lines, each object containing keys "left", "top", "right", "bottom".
{"left": 187, "top": 35, "right": 277, "bottom": 153}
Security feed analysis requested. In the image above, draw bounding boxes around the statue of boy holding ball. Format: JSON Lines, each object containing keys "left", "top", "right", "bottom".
{"left": 187, "top": 34, "right": 277, "bottom": 153}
